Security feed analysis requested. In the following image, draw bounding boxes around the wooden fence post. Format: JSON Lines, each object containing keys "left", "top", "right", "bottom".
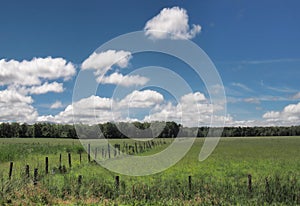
{"left": 68, "top": 153, "right": 72, "bottom": 168}
{"left": 79, "top": 152, "right": 82, "bottom": 164}
{"left": 33, "top": 168, "right": 38, "bottom": 185}
{"left": 45, "top": 157, "right": 49, "bottom": 174}
{"left": 78, "top": 175, "right": 82, "bottom": 185}
{"left": 25, "top": 164, "right": 30, "bottom": 178}
{"left": 188, "top": 175, "right": 192, "bottom": 191}
{"left": 59, "top": 153, "right": 62, "bottom": 167}
{"left": 115, "top": 176, "right": 120, "bottom": 191}
{"left": 248, "top": 174, "right": 252, "bottom": 192}
{"left": 88, "top": 144, "right": 91, "bottom": 162}
{"left": 8, "top": 162, "right": 13, "bottom": 180}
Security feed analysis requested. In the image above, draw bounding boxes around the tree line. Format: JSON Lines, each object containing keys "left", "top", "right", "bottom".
{"left": 0, "top": 122, "right": 300, "bottom": 138}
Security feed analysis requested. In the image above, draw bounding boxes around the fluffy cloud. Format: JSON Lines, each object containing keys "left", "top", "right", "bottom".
{"left": 38, "top": 90, "right": 164, "bottom": 124}
{"left": 50, "top": 101, "right": 63, "bottom": 109}
{"left": 0, "top": 89, "right": 33, "bottom": 104}
{"left": 0, "top": 89, "right": 38, "bottom": 122}
{"left": 180, "top": 92, "right": 206, "bottom": 104}
{"left": 0, "top": 57, "right": 76, "bottom": 86}
{"left": 119, "top": 90, "right": 164, "bottom": 108}
{"left": 262, "top": 102, "right": 300, "bottom": 125}
{"left": 38, "top": 95, "right": 115, "bottom": 124}
{"left": 28, "top": 82, "right": 64, "bottom": 95}
{"left": 99, "top": 72, "right": 149, "bottom": 86}
{"left": 37, "top": 90, "right": 230, "bottom": 127}
{"left": 143, "top": 92, "right": 227, "bottom": 127}
{"left": 144, "top": 7, "right": 201, "bottom": 40}
{"left": 0, "top": 56, "right": 75, "bottom": 122}
{"left": 81, "top": 50, "right": 132, "bottom": 76}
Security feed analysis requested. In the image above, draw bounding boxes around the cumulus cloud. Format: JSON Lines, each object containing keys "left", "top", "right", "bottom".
{"left": 0, "top": 89, "right": 33, "bottom": 104}
{"left": 28, "top": 82, "right": 64, "bottom": 95}
{"left": 37, "top": 90, "right": 165, "bottom": 124}
{"left": 119, "top": 90, "right": 164, "bottom": 108}
{"left": 81, "top": 50, "right": 132, "bottom": 76}
{"left": 144, "top": 7, "right": 201, "bottom": 40}
{"left": 50, "top": 101, "right": 63, "bottom": 109}
{"left": 38, "top": 95, "right": 115, "bottom": 124}
{"left": 0, "top": 89, "right": 38, "bottom": 122}
{"left": 0, "top": 57, "right": 76, "bottom": 86}
{"left": 143, "top": 92, "right": 227, "bottom": 127}
{"left": 37, "top": 90, "right": 230, "bottom": 127}
{"left": 99, "top": 72, "right": 149, "bottom": 86}
{"left": 262, "top": 102, "right": 300, "bottom": 125}
{"left": 180, "top": 92, "right": 206, "bottom": 104}
{"left": 0, "top": 56, "right": 76, "bottom": 122}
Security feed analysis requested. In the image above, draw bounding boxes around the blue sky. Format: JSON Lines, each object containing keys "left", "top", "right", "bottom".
{"left": 1, "top": 0, "right": 300, "bottom": 126}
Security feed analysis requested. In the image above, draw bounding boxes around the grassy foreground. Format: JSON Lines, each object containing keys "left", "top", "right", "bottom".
{"left": 0, "top": 137, "right": 299, "bottom": 205}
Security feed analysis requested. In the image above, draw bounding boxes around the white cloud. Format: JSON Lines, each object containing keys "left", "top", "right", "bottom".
{"left": 28, "top": 82, "right": 64, "bottom": 95}
{"left": 99, "top": 72, "right": 149, "bottom": 87}
{"left": 38, "top": 91, "right": 230, "bottom": 127}
{"left": 39, "top": 95, "right": 115, "bottom": 124}
{"left": 0, "top": 89, "right": 37, "bottom": 122}
{"left": 119, "top": 90, "right": 164, "bottom": 108}
{"left": 144, "top": 7, "right": 201, "bottom": 40}
{"left": 143, "top": 92, "right": 227, "bottom": 127}
{"left": 0, "top": 57, "right": 76, "bottom": 86}
{"left": 180, "top": 92, "right": 206, "bottom": 104}
{"left": 0, "top": 89, "right": 33, "bottom": 104}
{"left": 81, "top": 50, "right": 132, "bottom": 76}
{"left": 262, "top": 102, "right": 300, "bottom": 125}
{"left": 244, "top": 97, "right": 260, "bottom": 104}
{"left": 50, "top": 101, "right": 63, "bottom": 109}
{"left": 0, "top": 56, "right": 76, "bottom": 123}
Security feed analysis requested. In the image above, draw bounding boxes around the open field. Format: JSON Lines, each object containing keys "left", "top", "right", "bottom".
{"left": 0, "top": 137, "right": 299, "bottom": 205}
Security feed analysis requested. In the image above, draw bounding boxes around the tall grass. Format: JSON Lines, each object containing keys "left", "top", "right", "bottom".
{"left": 0, "top": 137, "right": 299, "bottom": 205}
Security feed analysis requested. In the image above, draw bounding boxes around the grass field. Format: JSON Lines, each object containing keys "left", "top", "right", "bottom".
{"left": 0, "top": 137, "right": 299, "bottom": 205}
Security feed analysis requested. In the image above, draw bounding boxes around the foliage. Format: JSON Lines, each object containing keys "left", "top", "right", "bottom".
{"left": 1, "top": 122, "right": 300, "bottom": 139}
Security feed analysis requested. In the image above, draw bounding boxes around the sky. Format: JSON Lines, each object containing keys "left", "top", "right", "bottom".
{"left": 1, "top": 0, "right": 300, "bottom": 127}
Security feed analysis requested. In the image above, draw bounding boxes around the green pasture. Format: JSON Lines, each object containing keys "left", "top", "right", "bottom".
{"left": 0, "top": 136, "right": 299, "bottom": 205}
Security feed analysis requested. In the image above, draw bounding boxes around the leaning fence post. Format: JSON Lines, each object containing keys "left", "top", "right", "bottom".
{"left": 248, "top": 174, "right": 252, "bottom": 192}
{"left": 8, "top": 162, "right": 13, "bottom": 180}
{"left": 33, "top": 168, "right": 38, "bottom": 186}
{"left": 45, "top": 157, "right": 49, "bottom": 174}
